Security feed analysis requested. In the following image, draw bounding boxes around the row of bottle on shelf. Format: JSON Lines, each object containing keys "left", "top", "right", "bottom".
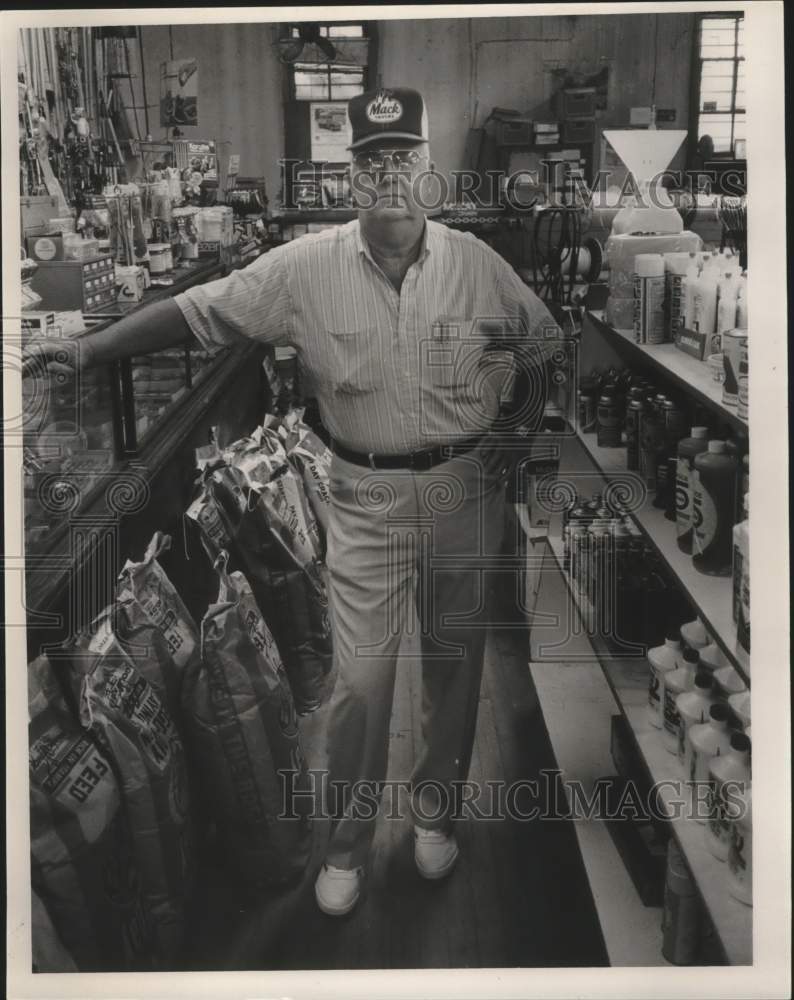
{"left": 633, "top": 248, "right": 747, "bottom": 347}
{"left": 562, "top": 491, "right": 690, "bottom": 649}
{"left": 577, "top": 368, "right": 750, "bottom": 652}
{"left": 646, "top": 617, "right": 751, "bottom": 909}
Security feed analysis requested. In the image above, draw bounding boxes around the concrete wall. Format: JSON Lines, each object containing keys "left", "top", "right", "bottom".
{"left": 131, "top": 12, "right": 695, "bottom": 203}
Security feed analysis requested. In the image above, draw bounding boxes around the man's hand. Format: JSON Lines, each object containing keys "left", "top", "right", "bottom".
{"left": 21, "top": 337, "right": 95, "bottom": 384}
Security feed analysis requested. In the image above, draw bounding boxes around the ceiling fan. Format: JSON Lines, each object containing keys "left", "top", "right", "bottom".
{"left": 277, "top": 23, "right": 337, "bottom": 64}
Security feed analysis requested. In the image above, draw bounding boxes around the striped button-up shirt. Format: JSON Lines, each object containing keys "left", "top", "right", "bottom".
{"left": 175, "top": 218, "right": 561, "bottom": 453}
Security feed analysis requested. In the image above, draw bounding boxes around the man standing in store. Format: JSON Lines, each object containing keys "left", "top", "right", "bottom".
{"left": 24, "top": 88, "right": 561, "bottom": 917}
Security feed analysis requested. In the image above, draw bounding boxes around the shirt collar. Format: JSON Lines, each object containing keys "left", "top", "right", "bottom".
{"left": 355, "top": 218, "right": 432, "bottom": 265}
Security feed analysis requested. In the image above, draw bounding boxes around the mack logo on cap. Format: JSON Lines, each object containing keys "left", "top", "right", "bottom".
{"left": 366, "top": 93, "right": 403, "bottom": 124}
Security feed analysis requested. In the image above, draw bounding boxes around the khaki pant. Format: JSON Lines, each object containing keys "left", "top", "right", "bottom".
{"left": 323, "top": 440, "right": 507, "bottom": 869}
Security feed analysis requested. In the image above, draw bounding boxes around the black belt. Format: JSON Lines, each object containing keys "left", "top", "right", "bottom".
{"left": 331, "top": 434, "right": 483, "bottom": 471}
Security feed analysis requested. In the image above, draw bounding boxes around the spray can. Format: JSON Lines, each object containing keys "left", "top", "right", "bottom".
{"left": 639, "top": 397, "right": 664, "bottom": 491}
{"left": 634, "top": 254, "right": 666, "bottom": 344}
{"left": 654, "top": 398, "right": 686, "bottom": 511}
{"left": 664, "top": 253, "right": 692, "bottom": 341}
{"left": 661, "top": 839, "right": 701, "bottom": 965}
{"left": 675, "top": 428, "right": 710, "bottom": 553}
{"left": 625, "top": 396, "right": 645, "bottom": 472}
{"left": 692, "top": 441, "right": 738, "bottom": 576}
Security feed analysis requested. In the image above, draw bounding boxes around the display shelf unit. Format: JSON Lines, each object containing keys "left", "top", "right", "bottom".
{"left": 585, "top": 312, "right": 748, "bottom": 435}
{"left": 571, "top": 426, "right": 750, "bottom": 684}
{"left": 544, "top": 530, "right": 752, "bottom": 967}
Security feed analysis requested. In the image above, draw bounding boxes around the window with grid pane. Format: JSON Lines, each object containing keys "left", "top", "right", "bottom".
{"left": 695, "top": 14, "right": 745, "bottom": 156}
{"left": 288, "top": 24, "right": 367, "bottom": 101}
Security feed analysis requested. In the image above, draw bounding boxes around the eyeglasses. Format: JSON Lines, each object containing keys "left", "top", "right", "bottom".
{"left": 352, "top": 149, "right": 426, "bottom": 173}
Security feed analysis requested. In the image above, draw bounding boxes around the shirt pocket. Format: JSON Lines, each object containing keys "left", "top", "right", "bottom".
{"left": 427, "top": 321, "right": 488, "bottom": 396}
{"left": 321, "top": 328, "right": 383, "bottom": 395}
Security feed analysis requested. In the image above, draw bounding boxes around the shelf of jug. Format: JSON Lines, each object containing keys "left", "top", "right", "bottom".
{"left": 584, "top": 311, "right": 748, "bottom": 435}
{"left": 569, "top": 427, "right": 750, "bottom": 685}
{"left": 542, "top": 533, "right": 752, "bottom": 967}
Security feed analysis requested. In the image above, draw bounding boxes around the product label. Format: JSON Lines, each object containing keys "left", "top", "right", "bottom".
{"left": 662, "top": 686, "right": 680, "bottom": 734}
{"left": 633, "top": 275, "right": 666, "bottom": 344}
{"left": 692, "top": 482, "right": 718, "bottom": 554}
{"left": 675, "top": 461, "right": 696, "bottom": 536}
{"left": 33, "top": 237, "right": 57, "bottom": 260}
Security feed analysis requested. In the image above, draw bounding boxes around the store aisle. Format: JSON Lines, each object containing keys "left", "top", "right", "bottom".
{"left": 186, "top": 591, "right": 609, "bottom": 970}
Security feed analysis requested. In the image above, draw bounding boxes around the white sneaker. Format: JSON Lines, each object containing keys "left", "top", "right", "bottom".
{"left": 314, "top": 863, "right": 363, "bottom": 916}
{"left": 414, "top": 826, "right": 459, "bottom": 880}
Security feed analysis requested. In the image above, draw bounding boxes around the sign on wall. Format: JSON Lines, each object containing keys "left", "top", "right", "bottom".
{"left": 160, "top": 58, "right": 198, "bottom": 127}
{"left": 310, "top": 102, "right": 352, "bottom": 161}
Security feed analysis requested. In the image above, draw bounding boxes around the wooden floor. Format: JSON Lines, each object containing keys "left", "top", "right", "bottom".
{"left": 186, "top": 577, "right": 609, "bottom": 971}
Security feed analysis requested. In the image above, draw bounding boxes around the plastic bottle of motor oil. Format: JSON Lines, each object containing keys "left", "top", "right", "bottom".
{"left": 675, "top": 428, "right": 710, "bottom": 552}
{"left": 705, "top": 732, "right": 751, "bottom": 861}
{"left": 675, "top": 670, "right": 717, "bottom": 763}
{"left": 680, "top": 616, "right": 710, "bottom": 651}
{"left": 662, "top": 647, "right": 698, "bottom": 753}
{"left": 727, "top": 784, "right": 752, "bottom": 905}
{"left": 687, "top": 701, "right": 733, "bottom": 796}
{"left": 647, "top": 626, "right": 681, "bottom": 729}
{"left": 728, "top": 690, "right": 751, "bottom": 733}
{"left": 692, "top": 441, "right": 738, "bottom": 576}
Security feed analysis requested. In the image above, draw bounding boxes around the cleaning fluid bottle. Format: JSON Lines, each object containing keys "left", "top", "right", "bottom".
{"left": 675, "top": 427, "right": 710, "bottom": 553}
{"left": 675, "top": 670, "right": 717, "bottom": 763}
{"left": 680, "top": 615, "right": 710, "bottom": 652}
{"left": 727, "top": 783, "right": 752, "bottom": 905}
{"left": 662, "top": 646, "right": 698, "bottom": 754}
{"left": 692, "top": 441, "right": 738, "bottom": 576}
{"left": 733, "top": 492, "right": 750, "bottom": 652}
{"left": 717, "top": 270, "right": 739, "bottom": 337}
{"left": 691, "top": 253, "right": 718, "bottom": 337}
{"left": 705, "top": 731, "right": 751, "bottom": 861}
{"left": 647, "top": 626, "right": 681, "bottom": 728}
{"left": 687, "top": 701, "right": 733, "bottom": 795}
{"left": 681, "top": 253, "right": 701, "bottom": 330}
{"left": 736, "top": 272, "right": 748, "bottom": 329}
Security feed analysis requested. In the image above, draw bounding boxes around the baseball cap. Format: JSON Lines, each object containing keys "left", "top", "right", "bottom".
{"left": 347, "top": 87, "right": 429, "bottom": 150}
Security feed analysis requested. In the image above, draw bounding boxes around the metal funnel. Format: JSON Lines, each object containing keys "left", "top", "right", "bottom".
{"left": 603, "top": 129, "right": 687, "bottom": 184}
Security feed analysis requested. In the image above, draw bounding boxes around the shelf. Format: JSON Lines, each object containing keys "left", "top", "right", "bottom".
{"left": 543, "top": 533, "right": 753, "bottom": 967}
{"left": 585, "top": 312, "right": 748, "bottom": 434}
{"left": 571, "top": 427, "right": 750, "bottom": 685}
